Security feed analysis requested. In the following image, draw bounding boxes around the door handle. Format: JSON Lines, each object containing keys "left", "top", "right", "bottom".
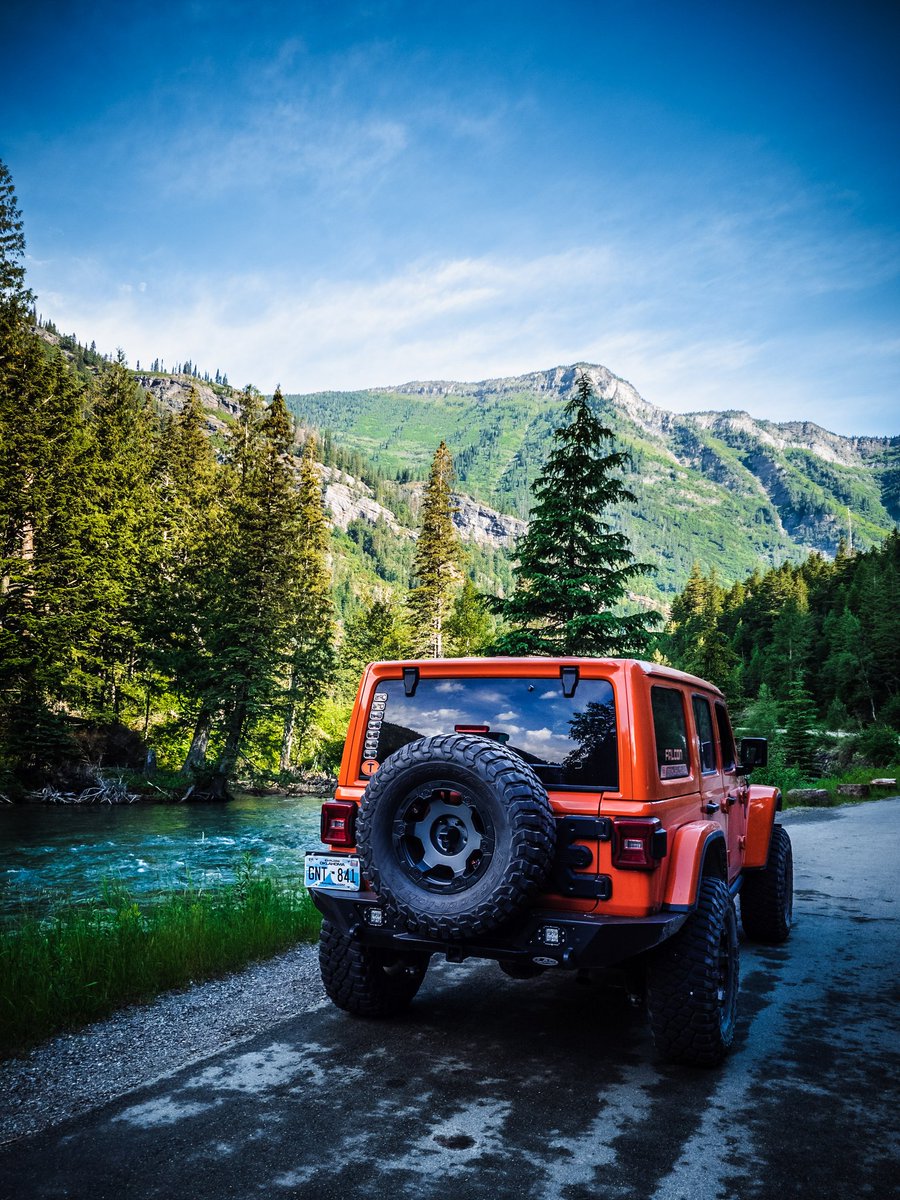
{"left": 726, "top": 793, "right": 739, "bottom": 807}
{"left": 702, "top": 802, "right": 719, "bottom": 815}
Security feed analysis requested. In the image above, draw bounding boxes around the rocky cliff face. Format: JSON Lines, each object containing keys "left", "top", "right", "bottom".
{"left": 322, "top": 468, "right": 524, "bottom": 548}
{"left": 72, "top": 360, "right": 897, "bottom": 600}
{"left": 288, "top": 362, "right": 897, "bottom": 597}
{"left": 134, "top": 375, "right": 239, "bottom": 435}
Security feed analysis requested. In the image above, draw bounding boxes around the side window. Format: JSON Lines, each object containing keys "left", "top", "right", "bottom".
{"left": 651, "top": 687, "right": 691, "bottom": 780}
{"left": 715, "top": 703, "right": 736, "bottom": 772}
{"left": 692, "top": 696, "right": 717, "bottom": 773}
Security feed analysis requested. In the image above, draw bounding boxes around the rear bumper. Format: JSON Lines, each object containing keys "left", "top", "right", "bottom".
{"left": 310, "top": 888, "right": 688, "bottom": 971}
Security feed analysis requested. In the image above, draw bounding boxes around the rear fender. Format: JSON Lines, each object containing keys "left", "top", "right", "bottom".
{"left": 744, "top": 786, "right": 782, "bottom": 869}
{"left": 662, "top": 822, "right": 726, "bottom": 911}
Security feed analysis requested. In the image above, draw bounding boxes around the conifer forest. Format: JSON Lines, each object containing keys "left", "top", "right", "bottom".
{"left": 1, "top": 158, "right": 898, "bottom": 800}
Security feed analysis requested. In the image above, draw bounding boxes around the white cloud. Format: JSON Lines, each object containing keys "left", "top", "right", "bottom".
{"left": 33, "top": 219, "right": 900, "bottom": 434}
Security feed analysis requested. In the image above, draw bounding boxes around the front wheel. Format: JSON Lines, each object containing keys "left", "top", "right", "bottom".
{"left": 319, "top": 920, "right": 430, "bottom": 1017}
{"left": 741, "top": 824, "right": 793, "bottom": 943}
{"left": 646, "top": 877, "right": 739, "bottom": 1066}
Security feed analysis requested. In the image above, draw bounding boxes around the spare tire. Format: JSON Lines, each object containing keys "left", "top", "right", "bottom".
{"left": 357, "top": 733, "right": 556, "bottom": 940}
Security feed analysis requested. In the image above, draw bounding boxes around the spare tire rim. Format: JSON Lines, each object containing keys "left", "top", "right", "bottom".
{"left": 392, "top": 783, "right": 496, "bottom": 893}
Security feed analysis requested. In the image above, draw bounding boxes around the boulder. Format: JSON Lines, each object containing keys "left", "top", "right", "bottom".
{"left": 837, "top": 784, "right": 870, "bottom": 798}
{"left": 786, "top": 788, "right": 831, "bottom": 806}
{"left": 870, "top": 778, "right": 897, "bottom": 789}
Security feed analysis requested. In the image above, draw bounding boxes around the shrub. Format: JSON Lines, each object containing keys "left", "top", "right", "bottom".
{"left": 854, "top": 724, "right": 899, "bottom": 768}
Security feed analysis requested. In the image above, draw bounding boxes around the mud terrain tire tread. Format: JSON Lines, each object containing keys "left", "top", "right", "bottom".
{"left": 740, "top": 824, "right": 793, "bottom": 944}
{"left": 646, "top": 877, "right": 739, "bottom": 1067}
{"left": 318, "top": 919, "right": 429, "bottom": 1017}
{"left": 357, "top": 734, "right": 556, "bottom": 940}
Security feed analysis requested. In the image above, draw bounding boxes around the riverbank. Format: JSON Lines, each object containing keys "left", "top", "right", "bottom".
{"left": 0, "top": 939, "right": 325, "bottom": 1146}
{"left": 0, "top": 865, "right": 321, "bottom": 1059}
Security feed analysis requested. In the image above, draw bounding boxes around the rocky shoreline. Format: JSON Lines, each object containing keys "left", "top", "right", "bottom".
{"left": 0, "top": 942, "right": 324, "bottom": 1146}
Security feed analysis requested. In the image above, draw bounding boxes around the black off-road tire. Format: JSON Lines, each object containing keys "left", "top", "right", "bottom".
{"left": 357, "top": 734, "right": 556, "bottom": 940}
{"left": 646, "top": 877, "right": 740, "bottom": 1067}
{"left": 741, "top": 824, "right": 793, "bottom": 944}
{"left": 319, "top": 919, "right": 430, "bottom": 1017}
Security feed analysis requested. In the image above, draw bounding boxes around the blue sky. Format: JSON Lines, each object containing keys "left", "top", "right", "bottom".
{"left": 1, "top": 0, "right": 897, "bottom": 434}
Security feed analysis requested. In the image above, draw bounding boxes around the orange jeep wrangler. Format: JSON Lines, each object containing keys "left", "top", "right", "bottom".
{"left": 305, "top": 658, "right": 792, "bottom": 1065}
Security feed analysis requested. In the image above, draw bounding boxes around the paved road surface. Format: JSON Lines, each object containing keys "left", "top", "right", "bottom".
{"left": 2, "top": 799, "right": 898, "bottom": 1200}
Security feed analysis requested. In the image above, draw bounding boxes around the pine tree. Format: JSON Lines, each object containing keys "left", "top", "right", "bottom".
{"left": 493, "top": 372, "right": 656, "bottom": 656}
{"left": 407, "top": 441, "right": 463, "bottom": 657}
{"left": 0, "top": 351, "right": 94, "bottom": 785}
{"left": 0, "top": 162, "right": 96, "bottom": 786}
{"left": 0, "top": 159, "right": 32, "bottom": 310}
{"left": 144, "top": 387, "right": 223, "bottom": 762}
{"left": 195, "top": 388, "right": 305, "bottom": 790}
{"left": 74, "top": 356, "right": 158, "bottom": 720}
{"left": 279, "top": 434, "right": 335, "bottom": 771}
{"left": 779, "top": 675, "right": 818, "bottom": 777}
{"left": 445, "top": 578, "right": 495, "bottom": 656}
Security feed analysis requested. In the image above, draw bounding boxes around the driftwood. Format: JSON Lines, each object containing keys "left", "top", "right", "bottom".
{"left": 33, "top": 777, "right": 140, "bottom": 805}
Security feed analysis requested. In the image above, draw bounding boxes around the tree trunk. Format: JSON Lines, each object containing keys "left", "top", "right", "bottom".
{"left": 280, "top": 698, "right": 295, "bottom": 773}
{"left": 217, "top": 694, "right": 246, "bottom": 782}
{"left": 183, "top": 705, "right": 212, "bottom": 773}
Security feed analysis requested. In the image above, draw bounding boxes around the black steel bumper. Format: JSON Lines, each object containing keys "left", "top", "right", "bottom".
{"left": 310, "top": 888, "right": 688, "bottom": 971}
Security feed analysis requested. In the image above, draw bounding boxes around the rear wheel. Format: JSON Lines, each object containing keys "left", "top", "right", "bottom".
{"left": 741, "top": 824, "right": 793, "bottom": 943}
{"left": 319, "top": 919, "right": 430, "bottom": 1017}
{"left": 646, "top": 877, "right": 739, "bottom": 1066}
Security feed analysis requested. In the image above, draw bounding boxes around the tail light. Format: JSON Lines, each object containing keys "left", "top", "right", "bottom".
{"left": 320, "top": 800, "right": 357, "bottom": 847}
{"left": 612, "top": 817, "right": 667, "bottom": 870}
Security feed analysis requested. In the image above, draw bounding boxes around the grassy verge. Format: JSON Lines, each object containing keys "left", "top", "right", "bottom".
{"left": 0, "top": 860, "right": 321, "bottom": 1059}
{"left": 757, "top": 762, "right": 900, "bottom": 807}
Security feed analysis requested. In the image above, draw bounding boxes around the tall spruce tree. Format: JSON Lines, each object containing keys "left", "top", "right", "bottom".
{"left": 0, "top": 162, "right": 96, "bottom": 786}
{"left": 200, "top": 388, "right": 305, "bottom": 791}
{"left": 779, "top": 675, "right": 818, "bottom": 777}
{"left": 279, "top": 434, "right": 335, "bottom": 771}
{"left": 145, "top": 387, "right": 224, "bottom": 759}
{"left": 76, "top": 355, "right": 158, "bottom": 719}
{"left": 493, "top": 372, "right": 656, "bottom": 656}
{"left": 407, "top": 441, "right": 463, "bottom": 657}
{"left": 0, "top": 159, "right": 31, "bottom": 312}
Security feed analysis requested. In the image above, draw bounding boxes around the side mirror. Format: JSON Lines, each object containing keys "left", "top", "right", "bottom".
{"left": 738, "top": 737, "right": 768, "bottom": 773}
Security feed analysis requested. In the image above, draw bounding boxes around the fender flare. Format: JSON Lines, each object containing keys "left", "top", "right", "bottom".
{"left": 662, "top": 822, "right": 727, "bottom": 911}
{"left": 744, "top": 785, "right": 782, "bottom": 869}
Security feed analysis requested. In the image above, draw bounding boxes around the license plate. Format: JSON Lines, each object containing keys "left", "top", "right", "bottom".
{"left": 305, "top": 854, "right": 361, "bottom": 891}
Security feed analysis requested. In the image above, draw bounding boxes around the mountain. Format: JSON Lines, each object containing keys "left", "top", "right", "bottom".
{"left": 285, "top": 364, "right": 899, "bottom": 599}
{"left": 91, "top": 358, "right": 897, "bottom": 610}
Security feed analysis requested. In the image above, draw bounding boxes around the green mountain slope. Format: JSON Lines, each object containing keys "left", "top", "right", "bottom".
{"left": 286, "top": 364, "right": 898, "bottom": 599}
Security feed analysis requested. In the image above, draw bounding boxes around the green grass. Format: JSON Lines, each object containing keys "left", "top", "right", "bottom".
{"left": 765, "top": 762, "right": 900, "bottom": 808}
{"left": 0, "top": 860, "right": 322, "bottom": 1058}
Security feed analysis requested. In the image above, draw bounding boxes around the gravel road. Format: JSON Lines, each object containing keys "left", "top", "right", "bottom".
{"left": 2, "top": 798, "right": 898, "bottom": 1200}
{"left": 1, "top": 943, "right": 326, "bottom": 1145}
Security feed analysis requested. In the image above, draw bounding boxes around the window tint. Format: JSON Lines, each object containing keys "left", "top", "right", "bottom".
{"left": 651, "top": 687, "right": 690, "bottom": 780}
{"left": 692, "top": 696, "right": 717, "bottom": 773}
{"left": 365, "top": 676, "right": 618, "bottom": 790}
{"left": 715, "top": 703, "right": 736, "bottom": 771}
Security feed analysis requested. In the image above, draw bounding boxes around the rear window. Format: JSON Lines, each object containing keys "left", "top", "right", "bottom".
{"left": 363, "top": 675, "right": 618, "bottom": 790}
{"left": 651, "top": 686, "right": 691, "bottom": 780}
